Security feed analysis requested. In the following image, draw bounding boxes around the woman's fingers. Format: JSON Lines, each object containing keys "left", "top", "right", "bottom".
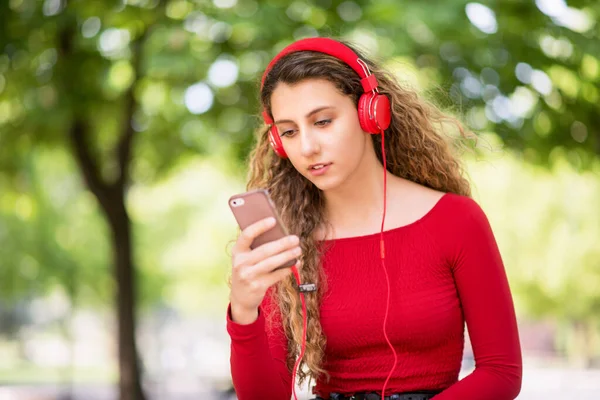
{"left": 255, "top": 258, "right": 303, "bottom": 294}
{"left": 233, "top": 217, "right": 277, "bottom": 254}
{"left": 253, "top": 245, "right": 302, "bottom": 275}
{"left": 244, "top": 234, "right": 300, "bottom": 266}
{"left": 262, "top": 266, "right": 295, "bottom": 289}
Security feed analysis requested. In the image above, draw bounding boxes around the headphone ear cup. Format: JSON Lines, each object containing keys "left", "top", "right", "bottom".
{"left": 358, "top": 93, "right": 379, "bottom": 134}
{"left": 358, "top": 92, "right": 379, "bottom": 133}
{"left": 268, "top": 126, "right": 288, "bottom": 158}
{"left": 358, "top": 93, "right": 392, "bottom": 134}
{"left": 372, "top": 94, "right": 391, "bottom": 131}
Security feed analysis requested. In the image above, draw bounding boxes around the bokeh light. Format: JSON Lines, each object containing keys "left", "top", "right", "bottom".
{"left": 184, "top": 82, "right": 214, "bottom": 114}
{"left": 207, "top": 57, "right": 239, "bottom": 88}
{"left": 466, "top": 3, "right": 498, "bottom": 34}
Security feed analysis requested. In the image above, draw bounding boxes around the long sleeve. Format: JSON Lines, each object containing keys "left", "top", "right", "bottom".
{"left": 434, "top": 198, "right": 522, "bottom": 399}
{"left": 226, "top": 287, "right": 292, "bottom": 400}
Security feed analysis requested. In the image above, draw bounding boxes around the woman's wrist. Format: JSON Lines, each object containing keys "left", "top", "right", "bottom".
{"left": 230, "top": 302, "right": 259, "bottom": 325}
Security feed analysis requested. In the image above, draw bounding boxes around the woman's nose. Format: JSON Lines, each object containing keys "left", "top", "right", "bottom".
{"left": 299, "top": 128, "right": 321, "bottom": 157}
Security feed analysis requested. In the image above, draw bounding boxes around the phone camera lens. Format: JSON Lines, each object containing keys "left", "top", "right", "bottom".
{"left": 231, "top": 198, "right": 245, "bottom": 207}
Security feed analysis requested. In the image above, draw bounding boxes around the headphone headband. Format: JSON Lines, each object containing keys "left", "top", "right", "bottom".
{"left": 260, "top": 37, "right": 392, "bottom": 157}
{"left": 260, "top": 38, "right": 380, "bottom": 124}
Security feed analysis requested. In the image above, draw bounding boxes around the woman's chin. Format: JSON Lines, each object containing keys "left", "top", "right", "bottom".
{"left": 309, "top": 176, "right": 340, "bottom": 192}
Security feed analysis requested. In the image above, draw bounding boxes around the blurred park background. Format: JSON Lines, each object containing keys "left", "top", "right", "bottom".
{"left": 1, "top": 0, "right": 599, "bottom": 399}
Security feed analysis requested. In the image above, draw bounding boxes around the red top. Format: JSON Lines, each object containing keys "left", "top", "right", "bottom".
{"left": 226, "top": 192, "right": 522, "bottom": 399}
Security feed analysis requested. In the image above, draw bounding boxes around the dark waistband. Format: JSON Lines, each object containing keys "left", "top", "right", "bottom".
{"left": 314, "top": 390, "right": 441, "bottom": 400}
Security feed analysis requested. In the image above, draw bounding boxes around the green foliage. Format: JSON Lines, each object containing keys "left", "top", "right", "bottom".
{"left": 1, "top": 0, "right": 598, "bottom": 180}
{"left": 0, "top": 145, "right": 172, "bottom": 310}
{"left": 466, "top": 148, "right": 600, "bottom": 361}
{"left": 0, "top": 147, "right": 110, "bottom": 306}
{"left": 0, "top": 0, "right": 598, "bottom": 342}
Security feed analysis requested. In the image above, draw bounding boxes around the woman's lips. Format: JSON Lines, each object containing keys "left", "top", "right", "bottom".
{"left": 308, "top": 162, "right": 332, "bottom": 176}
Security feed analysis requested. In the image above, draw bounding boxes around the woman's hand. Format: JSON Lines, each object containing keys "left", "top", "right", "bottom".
{"left": 229, "top": 217, "right": 301, "bottom": 324}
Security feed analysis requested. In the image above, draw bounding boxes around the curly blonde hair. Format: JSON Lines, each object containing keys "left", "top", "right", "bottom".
{"left": 245, "top": 39, "right": 474, "bottom": 386}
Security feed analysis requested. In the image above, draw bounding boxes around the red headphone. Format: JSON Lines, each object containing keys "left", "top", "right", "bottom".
{"left": 260, "top": 37, "right": 392, "bottom": 158}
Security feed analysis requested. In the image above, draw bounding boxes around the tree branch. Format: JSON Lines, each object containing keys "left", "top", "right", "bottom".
{"left": 114, "top": 0, "right": 168, "bottom": 191}
{"left": 70, "top": 118, "right": 111, "bottom": 206}
{"left": 114, "top": 8, "right": 164, "bottom": 190}
{"left": 114, "top": 25, "right": 153, "bottom": 191}
{"left": 58, "top": 19, "right": 111, "bottom": 205}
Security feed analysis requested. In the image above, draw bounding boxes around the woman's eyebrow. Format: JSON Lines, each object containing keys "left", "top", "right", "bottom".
{"left": 274, "top": 106, "right": 336, "bottom": 124}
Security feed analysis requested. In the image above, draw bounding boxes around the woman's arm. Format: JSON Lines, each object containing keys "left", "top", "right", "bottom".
{"left": 227, "top": 287, "right": 292, "bottom": 400}
{"left": 435, "top": 197, "right": 522, "bottom": 400}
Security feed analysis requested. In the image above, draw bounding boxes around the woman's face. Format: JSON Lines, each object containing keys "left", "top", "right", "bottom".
{"left": 270, "top": 78, "right": 372, "bottom": 191}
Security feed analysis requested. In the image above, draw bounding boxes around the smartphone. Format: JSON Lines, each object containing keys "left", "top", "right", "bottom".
{"left": 228, "top": 189, "right": 297, "bottom": 270}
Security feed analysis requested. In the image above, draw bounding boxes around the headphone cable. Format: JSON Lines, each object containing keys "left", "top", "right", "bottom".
{"left": 379, "top": 128, "right": 397, "bottom": 398}
{"left": 290, "top": 129, "right": 394, "bottom": 400}
{"left": 291, "top": 265, "right": 308, "bottom": 400}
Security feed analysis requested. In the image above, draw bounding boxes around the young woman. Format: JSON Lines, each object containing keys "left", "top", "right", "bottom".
{"left": 226, "top": 37, "right": 522, "bottom": 400}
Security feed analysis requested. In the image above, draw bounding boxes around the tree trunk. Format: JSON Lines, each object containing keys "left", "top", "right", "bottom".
{"left": 69, "top": 119, "right": 146, "bottom": 400}
{"left": 62, "top": 7, "right": 151, "bottom": 397}
{"left": 105, "top": 193, "right": 146, "bottom": 400}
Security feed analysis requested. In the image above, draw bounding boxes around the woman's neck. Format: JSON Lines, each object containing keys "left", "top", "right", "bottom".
{"left": 322, "top": 160, "right": 406, "bottom": 237}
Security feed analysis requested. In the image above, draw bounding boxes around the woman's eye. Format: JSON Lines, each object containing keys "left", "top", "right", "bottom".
{"left": 315, "top": 119, "right": 332, "bottom": 127}
{"left": 280, "top": 120, "right": 331, "bottom": 137}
